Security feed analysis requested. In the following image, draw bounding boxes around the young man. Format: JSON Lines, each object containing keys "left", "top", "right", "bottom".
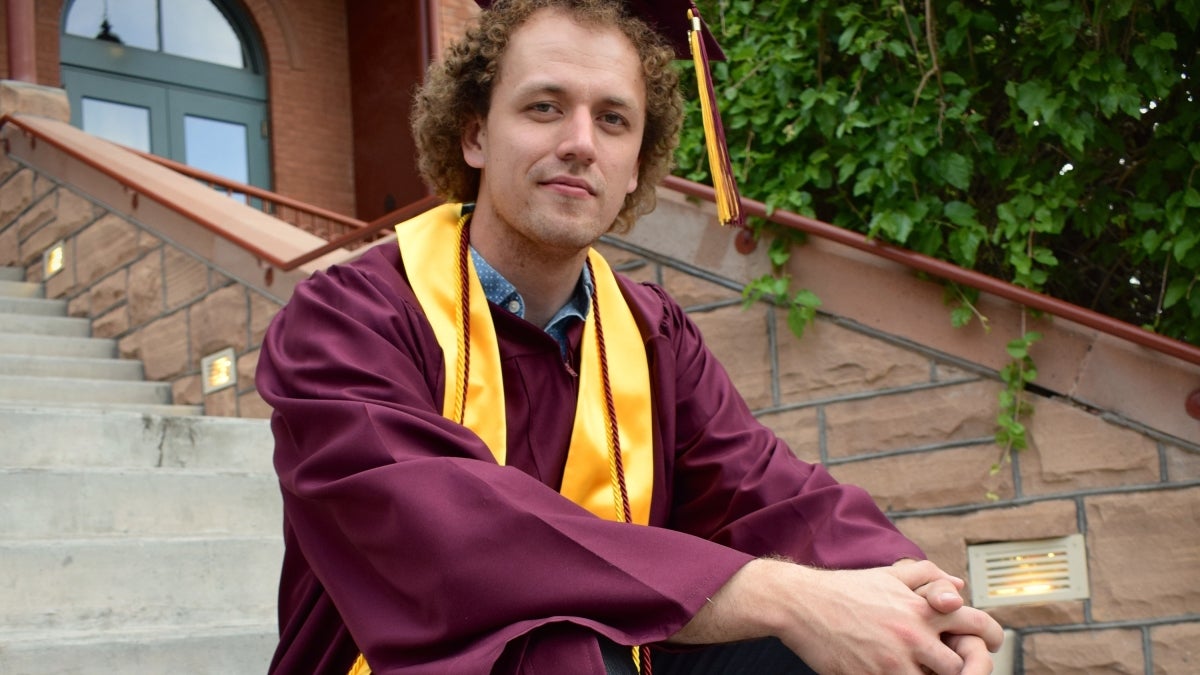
{"left": 257, "top": 1, "right": 1003, "bottom": 673}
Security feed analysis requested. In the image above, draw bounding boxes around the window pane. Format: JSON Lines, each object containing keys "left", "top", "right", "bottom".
{"left": 163, "top": 0, "right": 245, "bottom": 69}
{"left": 81, "top": 98, "right": 152, "bottom": 152}
{"left": 64, "top": 0, "right": 159, "bottom": 52}
{"left": 184, "top": 115, "right": 248, "bottom": 185}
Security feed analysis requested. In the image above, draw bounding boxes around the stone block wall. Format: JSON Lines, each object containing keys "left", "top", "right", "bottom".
{"left": 2, "top": 148, "right": 1197, "bottom": 672}
{"left": 0, "top": 154, "right": 280, "bottom": 418}
{"left": 596, "top": 240, "right": 1200, "bottom": 674}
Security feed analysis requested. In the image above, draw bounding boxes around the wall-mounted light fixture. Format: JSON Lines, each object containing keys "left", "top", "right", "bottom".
{"left": 968, "top": 534, "right": 1090, "bottom": 608}
{"left": 201, "top": 347, "right": 237, "bottom": 394}
{"left": 43, "top": 241, "right": 65, "bottom": 278}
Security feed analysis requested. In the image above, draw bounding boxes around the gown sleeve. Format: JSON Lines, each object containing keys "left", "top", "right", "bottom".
{"left": 257, "top": 251, "right": 754, "bottom": 674}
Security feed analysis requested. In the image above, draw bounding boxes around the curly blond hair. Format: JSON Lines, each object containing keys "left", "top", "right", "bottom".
{"left": 411, "top": 0, "right": 683, "bottom": 234}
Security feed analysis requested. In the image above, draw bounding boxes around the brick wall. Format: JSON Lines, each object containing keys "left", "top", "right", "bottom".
{"left": 0, "top": 152, "right": 279, "bottom": 418}
{"left": 3, "top": 0, "right": 359, "bottom": 218}
{"left": 242, "top": 0, "right": 357, "bottom": 216}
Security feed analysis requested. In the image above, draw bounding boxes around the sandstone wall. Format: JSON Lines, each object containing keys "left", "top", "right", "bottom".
{"left": 2, "top": 152, "right": 1198, "bottom": 672}
{"left": 593, "top": 240, "right": 1200, "bottom": 674}
{"left": 0, "top": 153, "right": 279, "bottom": 417}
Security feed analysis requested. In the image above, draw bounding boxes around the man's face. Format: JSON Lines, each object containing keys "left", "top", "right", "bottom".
{"left": 462, "top": 8, "right": 645, "bottom": 260}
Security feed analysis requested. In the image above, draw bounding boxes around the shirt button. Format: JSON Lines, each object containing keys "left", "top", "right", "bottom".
{"left": 507, "top": 300, "right": 521, "bottom": 313}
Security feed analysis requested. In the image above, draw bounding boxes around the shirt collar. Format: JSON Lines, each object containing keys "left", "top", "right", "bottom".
{"left": 469, "top": 247, "right": 593, "bottom": 351}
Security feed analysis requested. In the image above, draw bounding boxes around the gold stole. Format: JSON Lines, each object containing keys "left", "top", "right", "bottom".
{"left": 346, "top": 204, "right": 654, "bottom": 675}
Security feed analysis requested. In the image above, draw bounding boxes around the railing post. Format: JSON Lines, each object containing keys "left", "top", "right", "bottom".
{"left": 6, "top": 0, "right": 37, "bottom": 83}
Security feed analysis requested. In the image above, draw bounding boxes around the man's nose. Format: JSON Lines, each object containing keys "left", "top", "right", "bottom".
{"left": 556, "top": 110, "right": 597, "bottom": 165}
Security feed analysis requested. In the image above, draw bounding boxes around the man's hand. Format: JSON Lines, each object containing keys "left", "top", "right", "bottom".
{"left": 891, "top": 559, "right": 1003, "bottom": 675}
{"left": 670, "top": 558, "right": 1003, "bottom": 675}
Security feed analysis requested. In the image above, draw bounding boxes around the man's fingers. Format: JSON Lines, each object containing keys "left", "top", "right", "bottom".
{"left": 891, "top": 559, "right": 960, "bottom": 590}
{"left": 894, "top": 560, "right": 965, "bottom": 592}
{"left": 946, "top": 634, "right": 996, "bottom": 675}
{"left": 919, "top": 578, "right": 965, "bottom": 614}
{"left": 938, "top": 606, "right": 1006, "bottom": 653}
{"left": 915, "top": 635, "right": 967, "bottom": 675}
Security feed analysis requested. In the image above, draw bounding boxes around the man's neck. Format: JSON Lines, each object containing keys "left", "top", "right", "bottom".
{"left": 471, "top": 234, "right": 588, "bottom": 329}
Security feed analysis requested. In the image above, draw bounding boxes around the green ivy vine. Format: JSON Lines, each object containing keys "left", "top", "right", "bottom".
{"left": 676, "top": 0, "right": 1199, "bottom": 463}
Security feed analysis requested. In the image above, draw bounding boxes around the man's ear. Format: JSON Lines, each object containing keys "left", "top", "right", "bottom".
{"left": 462, "top": 116, "right": 486, "bottom": 169}
{"left": 626, "top": 159, "right": 640, "bottom": 195}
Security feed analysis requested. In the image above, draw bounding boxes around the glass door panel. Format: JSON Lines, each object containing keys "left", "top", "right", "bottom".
{"left": 169, "top": 88, "right": 269, "bottom": 190}
{"left": 184, "top": 115, "right": 248, "bottom": 183}
{"left": 184, "top": 115, "right": 249, "bottom": 202}
{"left": 80, "top": 98, "right": 152, "bottom": 152}
{"left": 61, "top": 67, "right": 170, "bottom": 153}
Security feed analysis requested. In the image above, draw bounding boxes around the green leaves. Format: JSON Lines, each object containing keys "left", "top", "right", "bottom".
{"left": 938, "top": 153, "right": 974, "bottom": 191}
{"left": 679, "top": 0, "right": 1200, "bottom": 344}
{"left": 742, "top": 274, "right": 822, "bottom": 340}
{"left": 994, "top": 330, "right": 1042, "bottom": 465}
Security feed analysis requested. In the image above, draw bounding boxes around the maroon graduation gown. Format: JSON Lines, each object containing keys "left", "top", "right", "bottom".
{"left": 257, "top": 243, "right": 924, "bottom": 674}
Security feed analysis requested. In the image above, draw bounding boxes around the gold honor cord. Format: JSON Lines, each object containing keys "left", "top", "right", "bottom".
{"left": 341, "top": 205, "right": 654, "bottom": 675}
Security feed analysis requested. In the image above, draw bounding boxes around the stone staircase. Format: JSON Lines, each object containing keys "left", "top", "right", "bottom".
{"left": 0, "top": 266, "right": 282, "bottom": 673}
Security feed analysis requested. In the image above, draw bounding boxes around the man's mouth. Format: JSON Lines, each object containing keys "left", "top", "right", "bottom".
{"left": 541, "top": 176, "right": 596, "bottom": 196}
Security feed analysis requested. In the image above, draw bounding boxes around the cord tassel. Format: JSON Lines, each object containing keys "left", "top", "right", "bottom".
{"left": 687, "top": 4, "right": 743, "bottom": 227}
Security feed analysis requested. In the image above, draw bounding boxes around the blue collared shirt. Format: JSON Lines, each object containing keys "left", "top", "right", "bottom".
{"left": 470, "top": 247, "right": 593, "bottom": 358}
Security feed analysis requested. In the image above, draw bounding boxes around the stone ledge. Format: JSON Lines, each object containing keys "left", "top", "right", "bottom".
{"left": 0, "top": 81, "right": 69, "bottom": 123}
{"left": 630, "top": 189, "right": 1200, "bottom": 448}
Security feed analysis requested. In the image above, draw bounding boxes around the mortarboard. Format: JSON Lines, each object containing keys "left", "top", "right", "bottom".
{"left": 473, "top": 0, "right": 744, "bottom": 227}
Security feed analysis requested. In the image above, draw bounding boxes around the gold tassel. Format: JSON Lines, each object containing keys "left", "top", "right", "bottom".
{"left": 687, "top": 7, "right": 743, "bottom": 227}
{"left": 347, "top": 652, "right": 371, "bottom": 675}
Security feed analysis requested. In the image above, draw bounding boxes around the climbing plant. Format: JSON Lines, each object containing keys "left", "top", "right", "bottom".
{"left": 676, "top": 0, "right": 1200, "bottom": 455}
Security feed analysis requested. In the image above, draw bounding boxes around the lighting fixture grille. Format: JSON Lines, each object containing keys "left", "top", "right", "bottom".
{"left": 968, "top": 534, "right": 1089, "bottom": 608}
{"left": 201, "top": 347, "right": 238, "bottom": 394}
{"left": 43, "top": 241, "right": 66, "bottom": 278}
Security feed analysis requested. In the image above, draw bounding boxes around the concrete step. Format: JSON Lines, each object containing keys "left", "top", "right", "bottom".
{"left": 0, "top": 468, "right": 281, "bottom": 539}
{"left": 0, "top": 405, "right": 273, "bottom": 470}
{"left": 0, "top": 623, "right": 276, "bottom": 675}
{"left": 0, "top": 295, "right": 67, "bottom": 316}
{"left": 0, "top": 535, "right": 282, "bottom": 634}
{"left": 0, "top": 312, "right": 91, "bottom": 337}
{"left": 0, "top": 353, "right": 143, "bottom": 380}
{"left": 0, "top": 266, "right": 24, "bottom": 282}
{"left": 0, "top": 333, "right": 116, "bottom": 358}
{"left": 2, "top": 399, "right": 204, "bottom": 416}
{"left": 0, "top": 373, "right": 172, "bottom": 406}
{"left": 0, "top": 278, "right": 43, "bottom": 298}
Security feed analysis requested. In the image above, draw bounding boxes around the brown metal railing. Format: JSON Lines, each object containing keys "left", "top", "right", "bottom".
{"left": 4, "top": 110, "right": 1195, "bottom": 367}
{"left": 277, "top": 194, "right": 441, "bottom": 271}
{"left": 662, "top": 175, "right": 1200, "bottom": 367}
{"left": 133, "top": 150, "right": 373, "bottom": 244}
{"left": 0, "top": 114, "right": 437, "bottom": 274}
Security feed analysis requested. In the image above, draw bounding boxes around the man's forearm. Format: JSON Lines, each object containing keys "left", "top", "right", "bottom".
{"left": 669, "top": 557, "right": 1005, "bottom": 675}
{"left": 668, "top": 558, "right": 784, "bottom": 646}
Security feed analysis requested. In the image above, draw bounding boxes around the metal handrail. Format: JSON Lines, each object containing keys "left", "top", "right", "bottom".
{"left": 5, "top": 111, "right": 1195, "bottom": 367}
{"left": 132, "top": 150, "right": 370, "bottom": 242}
{"left": 278, "top": 194, "right": 442, "bottom": 271}
{"left": 661, "top": 175, "right": 1200, "bottom": 367}
{"left": 0, "top": 114, "right": 432, "bottom": 273}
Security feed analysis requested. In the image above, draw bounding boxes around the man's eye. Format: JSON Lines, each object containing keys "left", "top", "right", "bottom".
{"left": 601, "top": 113, "right": 627, "bottom": 126}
